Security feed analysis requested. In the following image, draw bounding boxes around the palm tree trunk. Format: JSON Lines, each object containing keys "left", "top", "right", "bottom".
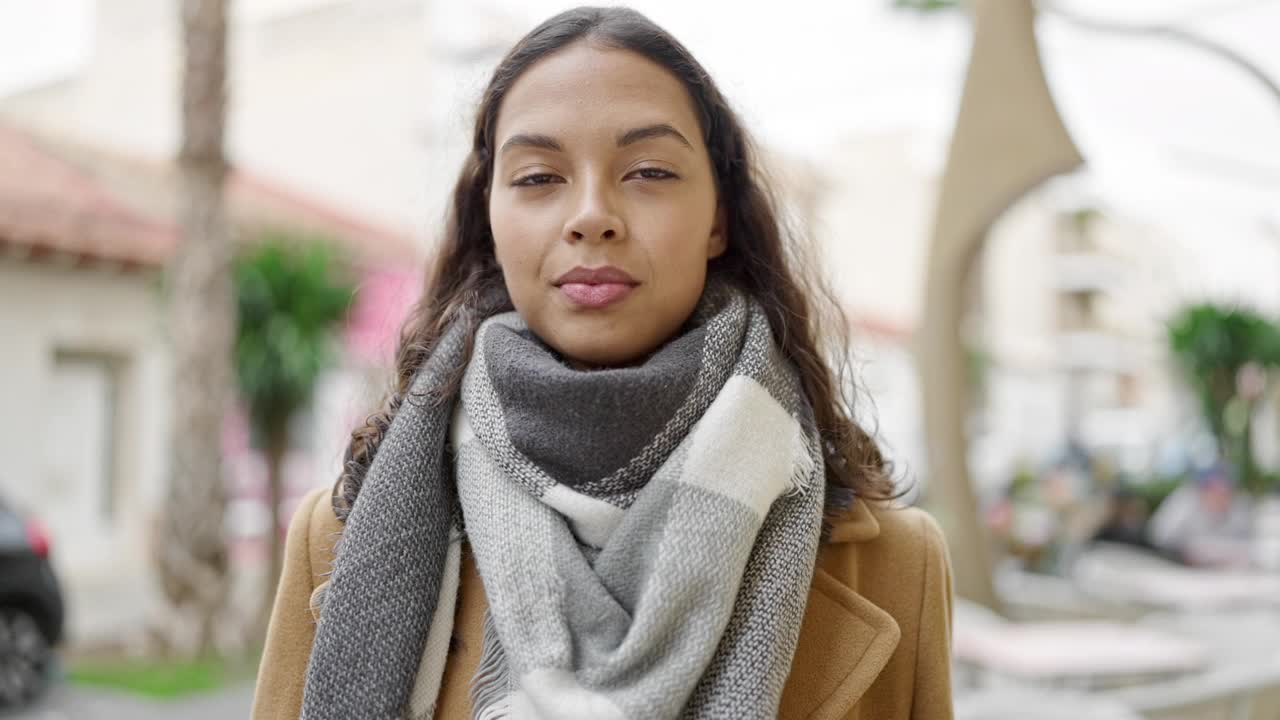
{"left": 1239, "top": 403, "right": 1261, "bottom": 496}
{"left": 156, "top": 0, "right": 234, "bottom": 657}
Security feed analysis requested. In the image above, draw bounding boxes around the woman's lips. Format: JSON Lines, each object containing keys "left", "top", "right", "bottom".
{"left": 553, "top": 265, "right": 638, "bottom": 308}
{"left": 559, "top": 282, "right": 635, "bottom": 308}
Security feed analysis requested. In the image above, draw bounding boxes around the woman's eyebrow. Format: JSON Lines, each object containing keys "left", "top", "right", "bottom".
{"left": 499, "top": 133, "right": 564, "bottom": 156}
{"left": 497, "top": 124, "right": 692, "bottom": 156}
{"left": 617, "top": 123, "right": 692, "bottom": 149}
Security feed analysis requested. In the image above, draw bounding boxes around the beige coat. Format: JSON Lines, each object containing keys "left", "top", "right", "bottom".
{"left": 252, "top": 486, "right": 954, "bottom": 719}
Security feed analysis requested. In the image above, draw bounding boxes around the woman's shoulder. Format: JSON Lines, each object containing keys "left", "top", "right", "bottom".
{"left": 826, "top": 496, "right": 949, "bottom": 558}
{"left": 864, "top": 503, "right": 951, "bottom": 589}
{"left": 821, "top": 499, "right": 952, "bottom": 609}
{"left": 289, "top": 486, "right": 344, "bottom": 586}
{"left": 867, "top": 503, "right": 949, "bottom": 557}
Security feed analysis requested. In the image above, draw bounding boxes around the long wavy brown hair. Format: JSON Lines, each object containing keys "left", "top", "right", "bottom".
{"left": 334, "top": 6, "right": 898, "bottom": 529}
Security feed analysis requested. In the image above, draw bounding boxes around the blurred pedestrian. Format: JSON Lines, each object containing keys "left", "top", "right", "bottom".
{"left": 1148, "top": 464, "right": 1253, "bottom": 567}
{"left": 1092, "top": 486, "right": 1155, "bottom": 550}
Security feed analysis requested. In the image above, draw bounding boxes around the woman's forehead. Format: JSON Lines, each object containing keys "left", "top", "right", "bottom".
{"left": 494, "top": 44, "right": 703, "bottom": 149}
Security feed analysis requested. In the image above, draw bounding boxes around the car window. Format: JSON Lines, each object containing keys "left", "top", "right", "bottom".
{"left": 0, "top": 501, "right": 29, "bottom": 552}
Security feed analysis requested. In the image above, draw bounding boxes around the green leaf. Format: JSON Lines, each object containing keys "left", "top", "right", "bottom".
{"left": 233, "top": 231, "right": 356, "bottom": 446}
{"left": 892, "top": 0, "right": 961, "bottom": 12}
{"left": 1167, "top": 302, "right": 1280, "bottom": 494}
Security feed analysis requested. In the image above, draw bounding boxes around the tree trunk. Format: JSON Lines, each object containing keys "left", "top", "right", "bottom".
{"left": 261, "top": 423, "right": 288, "bottom": 628}
{"left": 156, "top": 0, "right": 233, "bottom": 658}
{"left": 1239, "top": 401, "right": 1262, "bottom": 496}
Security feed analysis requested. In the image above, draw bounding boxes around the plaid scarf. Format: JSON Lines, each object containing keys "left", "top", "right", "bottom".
{"left": 302, "top": 284, "right": 825, "bottom": 719}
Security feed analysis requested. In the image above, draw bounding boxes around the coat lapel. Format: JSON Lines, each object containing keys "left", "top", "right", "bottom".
{"left": 780, "top": 500, "right": 901, "bottom": 720}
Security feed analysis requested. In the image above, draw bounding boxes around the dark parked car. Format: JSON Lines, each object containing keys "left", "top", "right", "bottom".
{"left": 0, "top": 495, "right": 63, "bottom": 708}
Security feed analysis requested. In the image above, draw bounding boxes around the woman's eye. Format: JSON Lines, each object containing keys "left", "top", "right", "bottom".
{"left": 512, "top": 173, "right": 563, "bottom": 187}
{"left": 628, "top": 167, "right": 678, "bottom": 181}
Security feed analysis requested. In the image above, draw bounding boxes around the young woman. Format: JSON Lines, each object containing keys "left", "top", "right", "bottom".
{"left": 253, "top": 7, "right": 953, "bottom": 719}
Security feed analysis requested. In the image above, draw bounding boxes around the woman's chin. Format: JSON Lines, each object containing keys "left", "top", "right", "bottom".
{"left": 521, "top": 296, "right": 689, "bottom": 369}
{"left": 543, "top": 330, "right": 659, "bottom": 370}
{"left": 557, "top": 345, "right": 650, "bottom": 370}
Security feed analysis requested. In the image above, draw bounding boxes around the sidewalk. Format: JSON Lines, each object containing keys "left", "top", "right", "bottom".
{"left": 3, "top": 683, "right": 253, "bottom": 720}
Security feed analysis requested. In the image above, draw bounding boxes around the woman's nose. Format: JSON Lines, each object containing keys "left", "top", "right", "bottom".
{"left": 564, "top": 182, "right": 625, "bottom": 243}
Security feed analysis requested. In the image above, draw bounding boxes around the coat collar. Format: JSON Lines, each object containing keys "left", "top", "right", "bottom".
{"left": 782, "top": 499, "right": 900, "bottom": 719}
{"left": 828, "top": 495, "right": 882, "bottom": 544}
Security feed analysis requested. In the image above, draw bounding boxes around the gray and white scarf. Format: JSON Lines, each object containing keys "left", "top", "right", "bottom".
{"left": 302, "top": 284, "right": 825, "bottom": 719}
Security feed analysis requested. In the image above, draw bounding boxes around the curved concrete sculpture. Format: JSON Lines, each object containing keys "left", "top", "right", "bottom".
{"left": 919, "top": 0, "right": 1084, "bottom": 608}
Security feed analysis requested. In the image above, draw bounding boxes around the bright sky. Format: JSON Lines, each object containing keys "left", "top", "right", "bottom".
{"left": 0, "top": 0, "right": 94, "bottom": 97}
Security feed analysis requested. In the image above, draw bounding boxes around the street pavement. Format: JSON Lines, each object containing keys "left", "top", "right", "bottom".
{"left": 2, "top": 682, "right": 253, "bottom": 720}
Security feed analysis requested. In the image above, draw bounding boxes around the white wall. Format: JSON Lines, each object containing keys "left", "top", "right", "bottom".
{"left": 0, "top": 258, "right": 170, "bottom": 641}
{"left": 812, "top": 129, "right": 941, "bottom": 332}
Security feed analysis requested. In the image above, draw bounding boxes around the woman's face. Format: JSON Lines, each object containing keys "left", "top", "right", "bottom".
{"left": 488, "top": 42, "right": 725, "bottom": 368}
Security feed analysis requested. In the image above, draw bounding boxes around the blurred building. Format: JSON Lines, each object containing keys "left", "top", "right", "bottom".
{"left": 0, "top": 122, "right": 421, "bottom": 646}
{"left": 975, "top": 181, "right": 1179, "bottom": 489}
{"left": 805, "top": 127, "right": 1265, "bottom": 496}
{"left": 0, "top": 126, "right": 173, "bottom": 647}
{"left": 0, "top": 0, "right": 448, "bottom": 232}
{"left": 0, "top": 0, "right": 450, "bottom": 646}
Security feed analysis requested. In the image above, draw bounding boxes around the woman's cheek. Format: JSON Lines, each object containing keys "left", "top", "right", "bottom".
{"left": 492, "top": 212, "right": 543, "bottom": 277}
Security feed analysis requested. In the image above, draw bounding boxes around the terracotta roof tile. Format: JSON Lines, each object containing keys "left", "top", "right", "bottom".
{"left": 0, "top": 124, "right": 174, "bottom": 267}
{"left": 0, "top": 123, "right": 424, "bottom": 269}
